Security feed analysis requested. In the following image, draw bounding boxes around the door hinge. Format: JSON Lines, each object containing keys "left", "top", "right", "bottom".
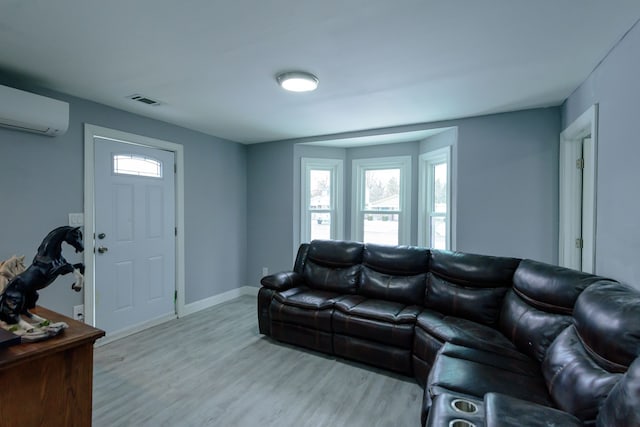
{"left": 174, "top": 163, "right": 177, "bottom": 173}
{"left": 175, "top": 227, "right": 177, "bottom": 236}
{"left": 576, "top": 158, "right": 584, "bottom": 169}
{"left": 575, "top": 238, "right": 583, "bottom": 249}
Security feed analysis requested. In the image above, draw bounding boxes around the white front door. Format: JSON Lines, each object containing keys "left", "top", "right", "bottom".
{"left": 94, "top": 138, "right": 176, "bottom": 335}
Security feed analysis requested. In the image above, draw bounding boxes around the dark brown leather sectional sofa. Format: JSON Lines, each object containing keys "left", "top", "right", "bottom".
{"left": 257, "top": 240, "right": 640, "bottom": 426}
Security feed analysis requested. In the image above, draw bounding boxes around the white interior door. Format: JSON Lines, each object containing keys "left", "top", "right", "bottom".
{"left": 559, "top": 105, "right": 597, "bottom": 274}
{"left": 559, "top": 138, "right": 584, "bottom": 270}
{"left": 581, "top": 137, "right": 594, "bottom": 273}
{"left": 94, "top": 138, "right": 176, "bottom": 335}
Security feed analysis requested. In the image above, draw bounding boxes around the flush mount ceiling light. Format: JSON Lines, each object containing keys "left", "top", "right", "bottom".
{"left": 276, "top": 71, "right": 319, "bottom": 92}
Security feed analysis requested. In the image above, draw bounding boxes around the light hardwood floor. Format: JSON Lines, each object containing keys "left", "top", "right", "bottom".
{"left": 93, "top": 296, "right": 422, "bottom": 426}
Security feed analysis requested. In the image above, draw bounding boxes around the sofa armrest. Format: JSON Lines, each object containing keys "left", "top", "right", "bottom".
{"left": 260, "top": 271, "right": 304, "bottom": 291}
{"left": 485, "top": 393, "right": 583, "bottom": 427}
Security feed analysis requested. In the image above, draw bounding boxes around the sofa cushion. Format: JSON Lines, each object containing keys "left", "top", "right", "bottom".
{"left": 429, "top": 250, "right": 521, "bottom": 286}
{"left": 512, "top": 259, "right": 604, "bottom": 314}
{"left": 499, "top": 260, "right": 604, "bottom": 363}
{"left": 542, "top": 282, "right": 640, "bottom": 423}
{"left": 332, "top": 295, "right": 420, "bottom": 349}
{"left": 358, "top": 244, "right": 428, "bottom": 306}
{"left": 425, "top": 250, "right": 518, "bottom": 327}
{"left": 260, "top": 271, "right": 304, "bottom": 291}
{"left": 273, "top": 287, "right": 339, "bottom": 310}
{"left": 484, "top": 393, "right": 583, "bottom": 427}
{"left": 499, "top": 290, "right": 574, "bottom": 363}
{"left": 307, "top": 239, "right": 364, "bottom": 267}
{"left": 334, "top": 295, "right": 421, "bottom": 324}
{"left": 270, "top": 288, "right": 340, "bottom": 332}
{"left": 302, "top": 240, "right": 364, "bottom": 293}
{"left": 425, "top": 273, "right": 509, "bottom": 326}
{"left": 360, "top": 266, "right": 426, "bottom": 306}
{"left": 435, "top": 342, "right": 542, "bottom": 377}
{"left": 303, "top": 261, "right": 361, "bottom": 294}
{"left": 363, "top": 243, "right": 429, "bottom": 275}
{"left": 597, "top": 356, "right": 640, "bottom": 427}
{"left": 415, "top": 309, "right": 524, "bottom": 361}
{"left": 573, "top": 281, "right": 640, "bottom": 370}
{"left": 426, "top": 343, "right": 551, "bottom": 410}
{"left": 333, "top": 310, "right": 415, "bottom": 348}
{"left": 542, "top": 326, "right": 622, "bottom": 422}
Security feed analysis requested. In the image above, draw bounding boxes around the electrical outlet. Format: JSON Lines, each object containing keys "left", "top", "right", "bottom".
{"left": 68, "top": 213, "right": 84, "bottom": 226}
{"left": 262, "top": 267, "right": 269, "bottom": 277}
{"left": 73, "top": 304, "right": 84, "bottom": 322}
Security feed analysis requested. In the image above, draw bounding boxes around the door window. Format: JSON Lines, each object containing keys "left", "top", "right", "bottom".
{"left": 113, "top": 154, "right": 163, "bottom": 178}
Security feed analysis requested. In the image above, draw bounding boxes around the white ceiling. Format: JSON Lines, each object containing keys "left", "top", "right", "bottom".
{"left": 1, "top": 1, "right": 639, "bottom": 144}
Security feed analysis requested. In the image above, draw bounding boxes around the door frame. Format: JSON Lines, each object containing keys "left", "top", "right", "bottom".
{"left": 83, "top": 124, "right": 186, "bottom": 329}
{"left": 558, "top": 104, "right": 598, "bottom": 273}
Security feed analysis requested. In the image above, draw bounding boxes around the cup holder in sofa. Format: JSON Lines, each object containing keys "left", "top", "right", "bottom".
{"left": 449, "top": 420, "right": 476, "bottom": 427}
{"left": 450, "top": 399, "right": 478, "bottom": 414}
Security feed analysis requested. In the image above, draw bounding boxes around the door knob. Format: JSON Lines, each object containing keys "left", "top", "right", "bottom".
{"left": 98, "top": 233, "right": 106, "bottom": 239}
{"left": 97, "top": 246, "right": 109, "bottom": 254}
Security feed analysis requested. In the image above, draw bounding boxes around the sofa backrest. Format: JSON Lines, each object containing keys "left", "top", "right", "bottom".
{"left": 293, "top": 243, "right": 310, "bottom": 274}
{"left": 499, "top": 259, "right": 602, "bottom": 362}
{"left": 425, "top": 250, "right": 520, "bottom": 327}
{"left": 542, "top": 281, "right": 640, "bottom": 423}
{"left": 302, "top": 240, "right": 364, "bottom": 293}
{"left": 359, "top": 243, "right": 429, "bottom": 306}
{"left": 597, "top": 356, "right": 640, "bottom": 427}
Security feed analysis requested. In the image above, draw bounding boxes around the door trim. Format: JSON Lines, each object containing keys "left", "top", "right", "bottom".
{"left": 83, "top": 124, "right": 186, "bottom": 328}
{"left": 558, "top": 104, "right": 598, "bottom": 273}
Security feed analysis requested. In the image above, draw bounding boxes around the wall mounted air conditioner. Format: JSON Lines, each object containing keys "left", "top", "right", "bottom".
{"left": 0, "top": 84, "right": 69, "bottom": 136}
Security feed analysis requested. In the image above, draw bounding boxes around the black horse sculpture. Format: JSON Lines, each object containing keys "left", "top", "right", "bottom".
{"left": 0, "top": 226, "right": 84, "bottom": 331}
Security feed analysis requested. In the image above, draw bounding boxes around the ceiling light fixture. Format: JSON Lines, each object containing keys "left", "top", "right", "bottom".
{"left": 276, "top": 71, "right": 319, "bottom": 92}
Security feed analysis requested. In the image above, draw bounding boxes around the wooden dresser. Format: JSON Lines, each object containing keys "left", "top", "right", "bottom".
{"left": 0, "top": 306, "right": 105, "bottom": 426}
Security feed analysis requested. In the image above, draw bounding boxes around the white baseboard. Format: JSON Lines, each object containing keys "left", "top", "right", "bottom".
{"left": 95, "top": 313, "right": 177, "bottom": 347}
{"left": 181, "top": 285, "right": 258, "bottom": 317}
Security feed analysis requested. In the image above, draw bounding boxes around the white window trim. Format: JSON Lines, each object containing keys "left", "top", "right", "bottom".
{"left": 300, "top": 157, "right": 344, "bottom": 243}
{"left": 351, "top": 156, "right": 412, "bottom": 245}
{"left": 419, "top": 146, "right": 452, "bottom": 249}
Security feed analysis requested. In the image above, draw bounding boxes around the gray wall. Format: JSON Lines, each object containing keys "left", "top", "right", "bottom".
{"left": 0, "top": 81, "right": 565, "bottom": 314}
{"left": 455, "top": 109, "right": 560, "bottom": 260}
{"left": 562, "top": 20, "right": 640, "bottom": 288}
{"left": 0, "top": 79, "right": 247, "bottom": 317}
{"left": 246, "top": 141, "right": 294, "bottom": 286}
{"left": 247, "top": 108, "right": 560, "bottom": 286}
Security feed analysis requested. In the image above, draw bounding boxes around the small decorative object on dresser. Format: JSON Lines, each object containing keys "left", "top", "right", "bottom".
{"left": 0, "top": 226, "right": 85, "bottom": 342}
{"left": 0, "top": 255, "right": 26, "bottom": 294}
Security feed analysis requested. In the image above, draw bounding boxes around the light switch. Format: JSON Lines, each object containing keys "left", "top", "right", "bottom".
{"left": 68, "top": 213, "right": 84, "bottom": 226}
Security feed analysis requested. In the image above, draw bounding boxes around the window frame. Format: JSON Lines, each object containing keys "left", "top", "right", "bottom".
{"left": 351, "top": 156, "right": 412, "bottom": 245}
{"left": 300, "top": 157, "right": 344, "bottom": 243}
{"left": 418, "top": 146, "right": 452, "bottom": 249}
{"left": 112, "top": 153, "right": 164, "bottom": 178}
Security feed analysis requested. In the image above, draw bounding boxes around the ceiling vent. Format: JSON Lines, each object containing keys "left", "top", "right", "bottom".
{"left": 127, "top": 94, "right": 161, "bottom": 106}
